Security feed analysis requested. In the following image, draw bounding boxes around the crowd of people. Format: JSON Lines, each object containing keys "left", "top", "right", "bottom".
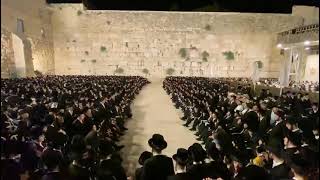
{"left": 256, "top": 78, "right": 319, "bottom": 92}
{"left": 1, "top": 74, "right": 319, "bottom": 180}
{"left": 160, "top": 76, "right": 319, "bottom": 180}
{"left": 1, "top": 75, "right": 150, "bottom": 180}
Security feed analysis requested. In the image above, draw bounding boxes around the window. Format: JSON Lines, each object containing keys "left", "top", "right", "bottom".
{"left": 17, "top": 18, "right": 24, "bottom": 33}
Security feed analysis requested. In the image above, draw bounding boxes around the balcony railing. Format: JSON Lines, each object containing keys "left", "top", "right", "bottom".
{"left": 277, "top": 24, "right": 319, "bottom": 45}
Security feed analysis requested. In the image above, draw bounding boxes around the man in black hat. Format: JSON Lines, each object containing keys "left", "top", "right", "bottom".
{"left": 141, "top": 134, "right": 174, "bottom": 180}
{"left": 168, "top": 148, "right": 193, "bottom": 180}
{"left": 96, "top": 139, "right": 127, "bottom": 180}
{"left": 204, "top": 143, "right": 231, "bottom": 180}
{"left": 41, "top": 148, "right": 65, "bottom": 180}
{"left": 135, "top": 151, "right": 153, "bottom": 180}
{"left": 266, "top": 144, "right": 290, "bottom": 179}
{"left": 286, "top": 154, "right": 314, "bottom": 180}
{"left": 283, "top": 131, "right": 301, "bottom": 156}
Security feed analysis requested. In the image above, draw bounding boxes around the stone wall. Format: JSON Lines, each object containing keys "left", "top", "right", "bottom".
{"left": 1, "top": 0, "right": 55, "bottom": 75}
{"left": 292, "top": 6, "right": 319, "bottom": 25}
{"left": 2, "top": 1, "right": 315, "bottom": 78}
{"left": 50, "top": 4, "right": 304, "bottom": 77}
{"left": 1, "top": 28, "right": 15, "bottom": 78}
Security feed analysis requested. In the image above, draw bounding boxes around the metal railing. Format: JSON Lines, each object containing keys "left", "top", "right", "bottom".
{"left": 277, "top": 24, "right": 319, "bottom": 44}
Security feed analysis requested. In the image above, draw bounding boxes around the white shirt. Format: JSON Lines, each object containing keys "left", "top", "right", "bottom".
{"left": 272, "top": 159, "right": 284, "bottom": 168}
{"left": 235, "top": 105, "right": 244, "bottom": 112}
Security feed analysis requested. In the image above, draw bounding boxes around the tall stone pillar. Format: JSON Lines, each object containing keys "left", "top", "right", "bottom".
{"left": 279, "top": 49, "right": 292, "bottom": 87}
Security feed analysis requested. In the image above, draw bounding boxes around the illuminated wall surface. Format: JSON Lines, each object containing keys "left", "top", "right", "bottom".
{"left": 0, "top": 0, "right": 319, "bottom": 78}
{"left": 11, "top": 33, "right": 26, "bottom": 77}
{"left": 304, "top": 54, "right": 319, "bottom": 82}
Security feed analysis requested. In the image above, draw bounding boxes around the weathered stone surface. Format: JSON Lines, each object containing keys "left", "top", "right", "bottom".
{"left": 2, "top": 1, "right": 317, "bottom": 78}
{"left": 1, "top": 28, "right": 15, "bottom": 78}
{"left": 1, "top": 0, "right": 55, "bottom": 75}
{"left": 50, "top": 4, "right": 304, "bottom": 77}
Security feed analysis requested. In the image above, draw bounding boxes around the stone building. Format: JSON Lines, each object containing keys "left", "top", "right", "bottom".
{"left": 1, "top": 0, "right": 319, "bottom": 79}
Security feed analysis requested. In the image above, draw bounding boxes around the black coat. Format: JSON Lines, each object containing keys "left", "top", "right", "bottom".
{"left": 167, "top": 172, "right": 193, "bottom": 180}
{"left": 96, "top": 158, "right": 127, "bottom": 180}
{"left": 141, "top": 155, "right": 174, "bottom": 180}
{"left": 95, "top": 103, "right": 109, "bottom": 125}
{"left": 68, "top": 164, "right": 91, "bottom": 180}
{"left": 203, "top": 161, "right": 232, "bottom": 180}
{"left": 135, "top": 167, "right": 143, "bottom": 180}
{"left": 187, "top": 163, "right": 209, "bottom": 180}
{"left": 269, "top": 163, "right": 290, "bottom": 180}
{"left": 243, "top": 111, "right": 259, "bottom": 132}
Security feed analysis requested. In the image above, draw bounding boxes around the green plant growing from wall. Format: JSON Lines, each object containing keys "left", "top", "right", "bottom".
{"left": 81, "top": 59, "right": 85, "bottom": 63}
{"left": 179, "top": 48, "right": 187, "bottom": 58}
{"left": 114, "top": 67, "right": 124, "bottom": 74}
{"left": 10, "top": 72, "right": 18, "bottom": 78}
{"left": 205, "top": 24, "right": 211, "bottom": 31}
{"left": 77, "top": 10, "right": 82, "bottom": 16}
{"left": 142, "top": 68, "right": 149, "bottom": 75}
{"left": 100, "top": 46, "right": 107, "bottom": 52}
{"left": 190, "top": 45, "right": 197, "bottom": 50}
{"left": 166, "top": 68, "right": 175, "bottom": 75}
{"left": 202, "top": 51, "right": 209, "bottom": 62}
{"left": 85, "top": 51, "right": 89, "bottom": 55}
{"left": 256, "top": 61, "right": 263, "bottom": 69}
{"left": 222, "top": 51, "right": 235, "bottom": 60}
{"left": 91, "top": 59, "right": 96, "bottom": 63}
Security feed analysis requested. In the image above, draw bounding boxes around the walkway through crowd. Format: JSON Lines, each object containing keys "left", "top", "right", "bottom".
{"left": 120, "top": 78, "right": 198, "bottom": 176}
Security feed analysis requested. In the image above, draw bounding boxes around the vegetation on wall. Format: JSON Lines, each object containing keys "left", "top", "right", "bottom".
{"left": 114, "top": 67, "right": 124, "bottom": 74}
{"left": 77, "top": 10, "right": 82, "bottom": 16}
{"left": 91, "top": 59, "right": 97, "bottom": 63}
{"left": 256, "top": 61, "right": 263, "bottom": 69}
{"left": 222, "top": 51, "right": 235, "bottom": 60}
{"left": 205, "top": 24, "right": 211, "bottom": 31}
{"left": 166, "top": 68, "right": 175, "bottom": 75}
{"left": 142, "top": 68, "right": 149, "bottom": 74}
{"left": 202, "top": 51, "right": 209, "bottom": 62}
{"left": 34, "top": 70, "right": 43, "bottom": 77}
{"left": 190, "top": 45, "right": 197, "bottom": 50}
{"left": 85, "top": 51, "right": 89, "bottom": 55}
{"left": 81, "top": 59, "right": 85, "bottom": 63}
{"left": 100, "top": 46, "right": 107, "bottom": 52}
{"left": 10, "top": 72, "right": 18, "bottom": 79}
{"left": 179, "top": 48, "right": 187, "bottom": 58}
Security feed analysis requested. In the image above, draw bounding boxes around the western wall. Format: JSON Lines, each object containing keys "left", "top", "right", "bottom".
{"left": 1, "top": 0, "right": 318, "bottom": 78}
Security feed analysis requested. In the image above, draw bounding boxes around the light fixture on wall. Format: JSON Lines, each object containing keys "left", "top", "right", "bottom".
{"left": 304, "top": 41, "right": 310, "bottom": 45}
{"left": 277, "top": 44, "right": 282, "bottom": 48}
{"left": 284, "top": 47, "right": 290, "bottom": 50}
{"left": 41, "top": 28, "right": 45, "bottom": 38}
{"left": 305, "top": 47, "right": 310, "bottom": 50}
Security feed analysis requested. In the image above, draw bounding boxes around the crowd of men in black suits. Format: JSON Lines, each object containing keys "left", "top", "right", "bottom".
{"left": 1, "top": 75, "right": 149, "bottom": 180}
{"left": 155, "top": 76, "right": 319, "bottom": 180}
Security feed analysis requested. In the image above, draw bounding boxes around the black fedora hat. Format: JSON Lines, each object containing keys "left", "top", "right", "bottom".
{"left": 138, "top": 151, "right": 153, "bottom": 165}
{"left": 148, "top": 134, "right": 167, "bottom": 151}
{"left": 172, "top": 148, "right": 189, "bottom": 165}
{"left": 99, "top": 139, "right": 115, "bottom": 156}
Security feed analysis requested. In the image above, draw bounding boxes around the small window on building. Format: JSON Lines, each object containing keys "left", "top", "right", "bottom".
{"left": 17, "top": 18, "right": 24, "bottom": 33}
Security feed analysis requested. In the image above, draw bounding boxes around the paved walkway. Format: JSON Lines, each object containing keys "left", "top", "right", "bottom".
{"left": 120, "top": 78, "right": 198, "bottom": 176}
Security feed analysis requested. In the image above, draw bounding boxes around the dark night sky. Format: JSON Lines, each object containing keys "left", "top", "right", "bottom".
{"left": 47, "top": 0, "right": 319, "bottom": 13}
